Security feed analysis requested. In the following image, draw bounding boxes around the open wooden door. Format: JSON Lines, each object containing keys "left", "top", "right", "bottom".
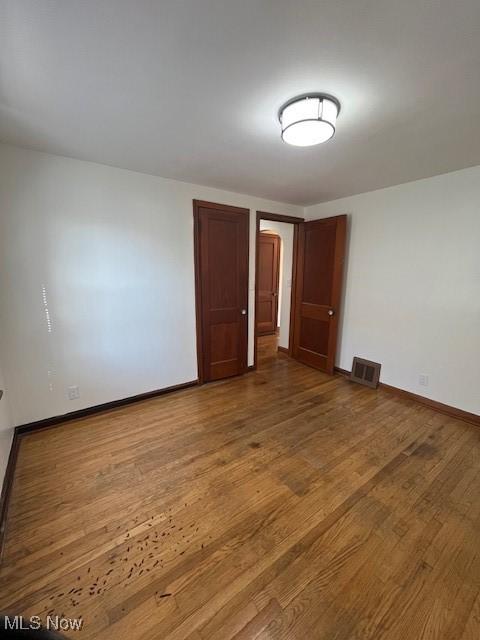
{"left": 194, "top": 200, "right": 249, "bottom": 383}
{"left": 292, "top": 215, "right": 346, "bottom": 374}
{"left": 257, "top": 232, "right": 280, "bottom": 336}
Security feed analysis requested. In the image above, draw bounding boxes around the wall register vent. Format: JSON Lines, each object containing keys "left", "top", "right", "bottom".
{"left": 350, "top": 357, "right": 381, "bottom": 389}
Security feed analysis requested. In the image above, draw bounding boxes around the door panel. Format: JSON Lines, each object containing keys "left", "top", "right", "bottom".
{"left": 293, "top": 215, "right": 346, "bottom": 374}
{"left": 303, "top": 222, "right": 336, "bottom": 304}
{"left": 257, "top": 233, "right": 280, "bottom": 335}
{"left": 194, "top": 201, "right": 249, "bottom": 383}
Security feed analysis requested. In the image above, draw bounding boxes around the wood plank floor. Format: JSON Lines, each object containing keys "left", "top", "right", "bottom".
{"left": 1, "top": 335, "right": 480, "bottom": 639}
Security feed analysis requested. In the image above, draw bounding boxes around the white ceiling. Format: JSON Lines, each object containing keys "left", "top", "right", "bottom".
{"left": 1, "top": 0, "right": 480, "bottom": 205}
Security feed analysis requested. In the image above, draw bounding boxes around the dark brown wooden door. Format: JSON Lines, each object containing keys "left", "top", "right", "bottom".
{"left": 292, "top": 215, "right": 346, "bottom": 374}
{"left": 257, "top": 232, "right": 280, "bottom": 336}
{"left": 194, "top": 200, "right": 249, "bottom": 383}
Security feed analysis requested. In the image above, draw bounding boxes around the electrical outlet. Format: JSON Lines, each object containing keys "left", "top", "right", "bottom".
{"left": 419, "top": 374, "right": 429, "bottom": 387}
{"left": 67, "top": 385, "right": 80, "bottom": 400}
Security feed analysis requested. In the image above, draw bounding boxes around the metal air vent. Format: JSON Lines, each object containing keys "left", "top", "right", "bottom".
{"left": 350, "top": 357, "right": 381, "bottom": 389}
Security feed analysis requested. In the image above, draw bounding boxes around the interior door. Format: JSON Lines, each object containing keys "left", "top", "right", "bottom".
{"left": 257, "top": 232, "right": 280, "bottom": 336}
{"left": 194, "top": 200, "right": 249, "bottom": 383}
{"left": 292, "top": 215, "right": 346, "bottom": 374}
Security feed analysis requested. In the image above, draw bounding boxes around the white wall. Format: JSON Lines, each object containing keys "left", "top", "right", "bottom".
{"left": 0, "top": 144, "right": 301, "bottom": 426}
{"left": 1, "top": 142, "right": 478, "bottom": 428}
{"left": 259, "top": 220, "right": 294, "bottom": 349}
{"left": 305, "top": 166, "right": 480, "bottom": 415}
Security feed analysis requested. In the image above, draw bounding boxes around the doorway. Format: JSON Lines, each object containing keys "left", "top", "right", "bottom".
{"left": 254, "top": 211, "right": 347, "bottom": 374}
{"left": 257, "top": 231, "right": 281, "bottom": 337}
{"left": 254, "top": 211, "right": 303, "bottom": 368}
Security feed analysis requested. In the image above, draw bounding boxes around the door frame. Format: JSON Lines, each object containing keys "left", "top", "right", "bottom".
{"left": 254, "top": 211, "right": 304, "bottom": 370}
{"left": 257, "top": 231, "right": 281, "bottom": 337}
{"left": 193, "top": 199, "right": 250, "bottom": 384}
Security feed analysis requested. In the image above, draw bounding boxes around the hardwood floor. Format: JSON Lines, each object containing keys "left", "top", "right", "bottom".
{"left": 1, "top": 336, "right": 479, "bottom": 639}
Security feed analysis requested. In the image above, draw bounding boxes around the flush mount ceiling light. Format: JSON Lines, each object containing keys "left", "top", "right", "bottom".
{"left": 279, "top": 94, "right": 340, "bottom": 147}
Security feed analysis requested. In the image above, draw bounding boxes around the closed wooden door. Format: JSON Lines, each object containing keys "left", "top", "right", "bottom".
{"left": 194, "top": 200, "right": 249, "bottom": 383}
{"left": 257, "top": 232, "right": 280, "bottom": 336}
{"left": 292, "top": 215, "right": 346, "bottom": 374}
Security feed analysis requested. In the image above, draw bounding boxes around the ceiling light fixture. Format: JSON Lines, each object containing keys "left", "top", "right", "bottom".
{"left": 279, "top": 94, "right": 340, "bottom": 147}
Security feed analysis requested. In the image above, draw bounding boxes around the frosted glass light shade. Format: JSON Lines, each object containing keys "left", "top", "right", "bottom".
{"left": 279, "top": 95, "right": 339, "bottom": 146}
